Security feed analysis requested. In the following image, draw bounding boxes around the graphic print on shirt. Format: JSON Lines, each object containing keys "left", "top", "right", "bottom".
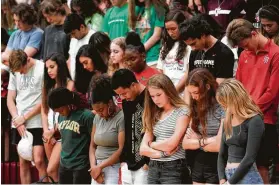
{"left": 19, "top": 76, "right": 35, "bottom": 90}
{"left": 194, "top": 59, "right": 215, "bottom": 69}
{"left": 59, "top": 120, "right": 80, "bottom": 134}
{"left": 136, "top": 9, "right": 151, "bottom": 40}
{"left": 132, "top": 103, "right": 144, "bottom": 162}
{"left": 263, "top": 55, "right": 269, "bottom": 64}
{"left": 164, "top": 54, "right": 185, "bottom": 71}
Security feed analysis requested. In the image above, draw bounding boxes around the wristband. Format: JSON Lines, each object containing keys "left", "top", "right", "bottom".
{"left": 160, "top": 151, "right": 167, "bottom": 158}
{"left": 201, "top": 138, "right": 205, "bottom": 146}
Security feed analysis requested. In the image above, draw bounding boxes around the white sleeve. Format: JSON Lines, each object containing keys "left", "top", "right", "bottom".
{"left": 1, "top": 63, "right": 10, "bottom": 72}
{"left": 183, "top": 46, "right": 191, "bottom": 73}
{"left": 156, "top": 49, "right": 164, "bottom": 70}
{"left": 7, "top": 72, "right": 16, "bottom": 91}
{"left": 68, "top": 38, "right": 77, "bottom": 56}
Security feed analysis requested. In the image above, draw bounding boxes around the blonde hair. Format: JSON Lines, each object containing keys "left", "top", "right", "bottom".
{"left": 107, "top": 37, "right": 126, "bottom": 76}
{"left": 143, "top": 74, "right": 187, "bottom": 132}
{"left": 1, "top": 0, "right": 17, "bottom": 31}
{"left": 216, "top": 79, "right": 263, "bottom": 139}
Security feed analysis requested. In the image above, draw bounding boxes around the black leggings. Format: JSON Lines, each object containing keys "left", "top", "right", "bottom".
{"left": 59, "top": 165, "right": 91, "bottom": 184}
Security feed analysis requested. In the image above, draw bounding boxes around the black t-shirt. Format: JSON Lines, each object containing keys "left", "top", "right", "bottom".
{"left": 120, "top": 89, "right": 149, "bottom": 170}
{"left": 189, "top": 41, "right": 234, "bottom": 78}
{"left": 40, "top": 24, "right": 70, "bottom": 61}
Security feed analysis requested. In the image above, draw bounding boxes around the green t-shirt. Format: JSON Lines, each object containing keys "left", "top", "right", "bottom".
{"left": 135, "top": 6, "right": 165, "bottom": 63}
{"left": 58, "top": 109, "right": 95, "bottom": 170}
{"left": 85, "top": 13, "right": 104, "bottom": 32}
{"left": 102, "top": 3, "right": 130, "bottom": 39}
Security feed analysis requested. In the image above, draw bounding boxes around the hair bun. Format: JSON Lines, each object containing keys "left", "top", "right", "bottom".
{"left": 125, "top": 31, "right": 142, "bottom": 46}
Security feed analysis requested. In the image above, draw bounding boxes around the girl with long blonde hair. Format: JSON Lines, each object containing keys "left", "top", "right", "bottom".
{"left": 140, "top": 74, "right": 191, "bottom": 184}
{"left": 217, "top": 78, "right": 264, "bottom": 184}
{"left": 1, "top": 0, "right": 17, "bottom": 35}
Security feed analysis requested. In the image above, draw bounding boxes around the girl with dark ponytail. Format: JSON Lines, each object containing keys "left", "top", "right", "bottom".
{"left": 48, "top": 87, "right": 95, "bottom": 184}
{"left": 124, "top": 32, "right": 159, "bottom": 86}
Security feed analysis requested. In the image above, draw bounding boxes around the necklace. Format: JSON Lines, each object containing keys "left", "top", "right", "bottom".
{"left": 262, "top": 0, "right": 273, "bottom": 6}
{"left": 217, "top": 0, "right": 226, "bottom": 8}
{"left": 215, "top": 0, "right": 226, "bottom": 16}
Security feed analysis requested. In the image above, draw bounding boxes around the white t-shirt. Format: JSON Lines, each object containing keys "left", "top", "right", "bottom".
{"left": 157, "top": 42, "right": 191, "bottom": 86}
{"left": 68, "top": 29, "right": 95, "bottom": 79}
{"left": 8, "top": 60, "right": 44, "bottom": 129}
{"left": 47, "top": 109, "right": 59, "bottom": 129}
{"left": 221, "top": 36, "right": 238, "bottom": 77}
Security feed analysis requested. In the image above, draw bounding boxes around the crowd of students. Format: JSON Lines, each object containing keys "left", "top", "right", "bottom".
{"left": 1, "top": 0, "right": 279, "bottom": 184}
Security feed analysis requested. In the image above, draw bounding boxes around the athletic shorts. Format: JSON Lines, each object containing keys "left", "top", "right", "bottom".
{"left": 11, "top": 128, "right": 44, "bottom": 146}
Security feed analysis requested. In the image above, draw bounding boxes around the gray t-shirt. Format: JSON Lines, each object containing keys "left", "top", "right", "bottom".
{"left": 94, "top": 110, "right": 125, "bottom": 160}
{"left": 198, "top": 103, "right": 225, "bottom": 137}
{"left": 41, "top": 24, "right": 70, "bottom": 60}
{"left": 153, "top": 106, "right": 190, "bottom": 161}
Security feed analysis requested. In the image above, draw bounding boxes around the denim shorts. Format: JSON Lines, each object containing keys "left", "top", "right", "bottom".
{"left": 148, "top": 159, "right": 191, "bottom": 184}
{"left": 225, "top": 164, "right": 263, "bottom": 184}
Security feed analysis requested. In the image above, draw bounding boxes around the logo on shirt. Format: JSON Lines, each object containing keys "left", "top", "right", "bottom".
{"left": 194, "top": 60, "right": 215, "bottom": 68}
{"left": 19, "top": 76, "right": 35, "bottom": 90}
{"left": 263, "top": 55, "right": 269, "bottom": 64}
{"left": 59, "top": 120, "right": 80, "bottom": 134}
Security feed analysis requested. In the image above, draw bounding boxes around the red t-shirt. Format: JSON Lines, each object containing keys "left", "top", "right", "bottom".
{"left": 236, "top": 40, "right": 279, "bottom": 124}
{"left": 134, "top": 66, "right": 160, "bottom": 86}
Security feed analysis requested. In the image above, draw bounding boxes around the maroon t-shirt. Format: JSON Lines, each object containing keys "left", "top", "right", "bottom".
{"left": 207, "top": 0, "right": 247, "bottom": 29}
{"left": 1, "top": 70, "right": 9, "bottom": 98}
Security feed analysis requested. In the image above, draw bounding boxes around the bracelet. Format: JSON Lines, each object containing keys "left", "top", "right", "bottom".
{"left": 198, "top": 139, "right": 202, "bottom": 147}
{"left": 160, "top": 151, "right": 168, "bottom": 158}
{"left": 201, "top": 138, "right": 205, "bottom": 147}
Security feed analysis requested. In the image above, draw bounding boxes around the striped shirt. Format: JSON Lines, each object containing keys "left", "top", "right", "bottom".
{"left": 152, "top": 107, "right": 190, "bottom": 161}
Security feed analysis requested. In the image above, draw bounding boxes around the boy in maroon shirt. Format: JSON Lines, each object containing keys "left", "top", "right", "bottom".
{"left": 226, "top": 18, "right": 279, "bottom": 184}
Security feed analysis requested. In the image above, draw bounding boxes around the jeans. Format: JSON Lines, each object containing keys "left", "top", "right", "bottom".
{"left": 59, "top": 165, "right": 91, "bottom": 184}
{"left": 91, "top": 160, "right": 120, "bottom": 184}
{"left": 120, "top": 162, "right": 148, "bottom": 185}
{"left": 225, "top": 164, "right": 263, "bottom": 184}
{"left": 148, "top": 159, "right": 191, "bottom": 184}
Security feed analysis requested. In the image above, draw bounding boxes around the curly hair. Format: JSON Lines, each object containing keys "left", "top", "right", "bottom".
{"left": 12, "top": 3, "right": 37, "bottom": 25}
{"left": 89, "top": 74, "right": 115, "bottom": 104}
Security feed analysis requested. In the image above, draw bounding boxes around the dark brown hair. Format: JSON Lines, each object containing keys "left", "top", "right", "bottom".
{"left": 186, "top": 68, "right": 218, "bottom": 138}
{"left": 12, "top": 3, "right": 37, "bottom": 25}
{"left": 40, "top": 0, "right": 66, "bottom": 16}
